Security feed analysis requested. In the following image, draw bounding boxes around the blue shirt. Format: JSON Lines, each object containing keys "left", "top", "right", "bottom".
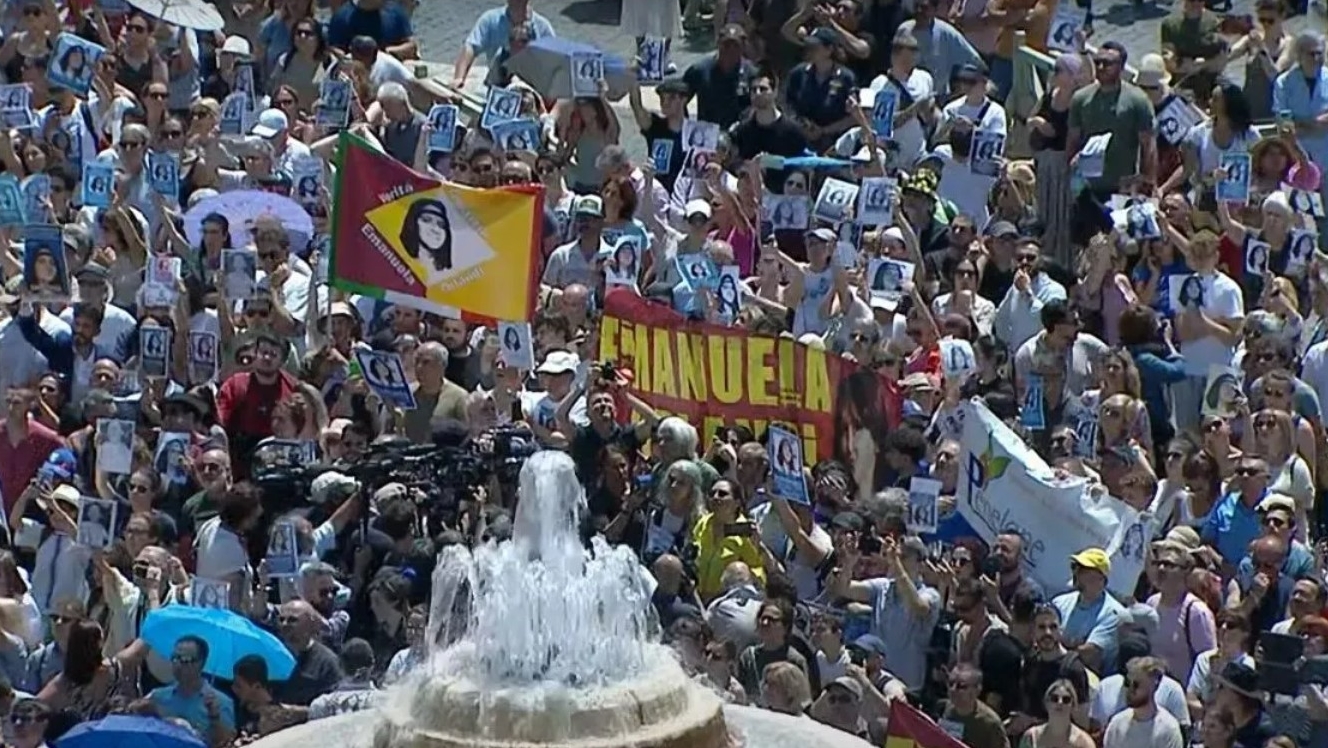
{"left": 1051, "top": 590, "right": 1126, "bottom": 674}
{"left": 1201, "top": 491, "right": 1267, "bottom": 566}
{"left": 327, "top": 4, "right": 412, "bottom": 49}
{"left": 1127, "top": 345, "right": 1188, "bottom": 430}
{"left": 783, "top": 62, "right": 857, "bottom": 127}
{"left": 1237, "top": 540, "right": 1315, "bottom": 581}
{"left": 148, "top": 683, "right": 235, "bottom": 736}
{"left": 463, "top": 8, "right": 556, "bottom": 62}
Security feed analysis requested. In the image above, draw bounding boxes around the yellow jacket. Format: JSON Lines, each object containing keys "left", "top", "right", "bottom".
{"left": 691, "top": 512, "right": 766, "bottom": 603}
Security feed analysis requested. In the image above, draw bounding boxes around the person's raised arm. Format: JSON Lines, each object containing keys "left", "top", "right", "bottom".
{"left": 626, "top": 69, "right": 652, "bottom": 134}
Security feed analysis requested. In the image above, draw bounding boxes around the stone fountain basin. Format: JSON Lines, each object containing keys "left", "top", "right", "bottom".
{"left": 248, "top": 705, "right": 874, "bottom": 748}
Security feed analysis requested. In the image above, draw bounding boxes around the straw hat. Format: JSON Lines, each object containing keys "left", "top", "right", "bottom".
{"left": 1134, "top": 53, "right": 1171, "bottom": 88}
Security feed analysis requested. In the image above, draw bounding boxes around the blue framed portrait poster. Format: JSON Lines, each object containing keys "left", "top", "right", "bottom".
{"left": 48, "top": 34, "right": 105, "bottom": 95}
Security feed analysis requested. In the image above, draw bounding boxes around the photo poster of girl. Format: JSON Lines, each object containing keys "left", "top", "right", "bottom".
{"left": 0, "top": 173, "right": 22, "bottom": 226}
{"left": 22, "top": 223, "right": 68, "bottom": 301}
{"left": 767, "top": 424, "right": 810, "bottom": 504}
{"left": 1201, "top": 365, "right": 1244, "bottom": 417}
{"left": 715, "top": 265, "right": 742, "bottom": 325}
{"left": 21, "top": 173, "right": 49, "bottom": 224}
{"left": 605, "top": 236, "right": 641, "bottom": 290}
{"left": 1168, "top": 273, "right": 1207, "bottom": 314}
{"left": 81, "top": 161, "right": 114, "bottom": 209}
{"left": 48, "top": 33, "right": 104, "bottom": 95}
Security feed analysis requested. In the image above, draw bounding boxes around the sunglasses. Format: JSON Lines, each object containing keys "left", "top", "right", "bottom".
{"left": 1234, "top": 467, "right": 1265, "bottom": 477}
{"left": 198, "top": 462, "right": 226, "bottom": 474}
{"left": 1264, "top": 515, "right": 1290, "bottom": 528}
{"left": 129, "top": 482, "right": 151, "bottom": 493}
{"left": 147, "top": 91, "right": 168, "bottom": 100}
{"left": 277, "top": 615, "right": 301, "bottom": 626}
{"left": 49, "top": 614, "right": 75, "bottom": 625}
{"left": 471, "top": 163, "right": 494, "bottom": 173}
{"left": 127, "top": 24, "right": 149, "bottom": 33}
{"left": 9, "top": 715, "right": 46, "bottom": 726}
{"left": 162, "top": 129, "right": 184, "bottom": 138}
{"left": 758, "top": 615, "right": 783, "bottom": 626}
{"left": 171, "top": 654, "right": 200, "bottom": 664}
{"left": 1047, "top": 693, "right": 1074, "bottom": 705}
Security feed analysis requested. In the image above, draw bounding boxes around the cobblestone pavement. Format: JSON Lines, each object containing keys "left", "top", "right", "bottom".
{"left": 409, "top": 0, "right": 1314, "bottom": 162}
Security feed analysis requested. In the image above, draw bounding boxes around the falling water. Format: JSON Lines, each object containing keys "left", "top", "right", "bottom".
{"left": 424, "top": 450, "right": 660, "bottom": 689}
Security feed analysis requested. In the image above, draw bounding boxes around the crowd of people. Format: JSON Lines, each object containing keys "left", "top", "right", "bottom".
{"left": 0, "top": 0, "right": 1322, "bottom": 746}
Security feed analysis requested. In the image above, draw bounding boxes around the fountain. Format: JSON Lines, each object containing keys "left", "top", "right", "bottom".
{"left": 250, "top": 451, "right": 871, "bottom": 748}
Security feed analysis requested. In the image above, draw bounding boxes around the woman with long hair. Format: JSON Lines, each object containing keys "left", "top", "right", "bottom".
{"left": 1076, "top": 234, "right": 1139, "bottom": 346}
{"left": 1248, "top": 408, "right": 1314, "bottom": 537}
{"left": 1027, "top": 52, "right": 1091, "bottom": 263}
{"left": 1229, "top": 0, "right": 1293, "bottom": 121}
{"left": 832, "top": 369, "right": 892, "bottom": 503}
{"left": 1257, "top": 370, "right": 1316, "bottom": 467}
{"left": 554, "top": 91, "right": 620, "bottom": 194}
{"left": 1164, "top": 82, "right": 1258, "bottom": 204}
{"left": 1018, "top": 679, "right": 1095, "bottom": 748}
{"left": 643, "top": 460, "right": 705, "bottom": 565}
{"left": 36, "top": 619, "right": 133, "bottom": 720}
{"left": 601, "top": 175, "right": 651, "bottom": 264}
{"left": 1183, "top": 450, "right": 1224, "bottom": 523}
{"left": 267, "top": 17, "right": 331, "bottom": 109}
{"left": 1249, "top": 131, "right": 1320, "bottom": 197}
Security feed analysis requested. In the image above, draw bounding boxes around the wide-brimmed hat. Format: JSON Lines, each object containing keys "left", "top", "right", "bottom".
{"left": 1134, "top": 53, "right": 1171, "bottom": 87}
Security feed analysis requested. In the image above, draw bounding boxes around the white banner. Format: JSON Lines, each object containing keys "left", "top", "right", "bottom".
{"left": 957, "top": 401, "right": 1155, "bottom": 596}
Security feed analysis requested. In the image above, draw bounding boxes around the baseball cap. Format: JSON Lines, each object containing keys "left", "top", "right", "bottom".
{"left": 311, "top": 471, "right": 359, "bottom": 505}
{"left": 881, "top": 226, "right": 906, "bottom": 246}
{"left": 806, "top": 227, "right": 837, "bottom": 243}
{"left": 250, "top": 108, "right": 289, "bottom": 139}
{"left": 826, "top": 676, "right": 863, "bottom": 700}
{"left": 849, "top": 634, "right": 888, "bottom": 656}
{"left": 831, "top": 512, "right": 864, "bottom": 532}
{"left": 536, "top": 350, "right": 579, "bottom": 375}
{"left": 986, "top": 220, "right": 1020, "bottom": 239}
{"left": 74, "top": 261, "right": 108, "bottom": 281}
{"left": 956, "top": 60, "right": 989, "bottom": 80}
{"left": 684, "top": 199, "right": 712, "bottom": 219}
{"left": 900, "top": 372, "right": 939, "bottom": 391}
{"left": 717, "top": 24, "right": 747, "bottom": 43}
{"left": 574, "top": 195, "right": 604, "bottom": 218}
{"left": 220, "top": 36, "right": 251, "bottom": 57}
{"left": 1069, "top": 547, "right": 1111, "bottom": 575}
{"left": 1257, "top": 493, "right": 1298, "bottom": 515}
{"left": 63, "top": 225, "right": 92, "bottom": 256}
{"left": 807, "top": 27, "right": 838, "bottom": 46}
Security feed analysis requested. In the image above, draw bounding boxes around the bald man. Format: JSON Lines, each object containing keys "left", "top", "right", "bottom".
{"left": 1227, "top": 535, "right": 1295, "bottom": 632}
{"left": 651, "top": 554, "right": 701, "bottom": 628}
{"left": 271, "top": 600, "right": 345, "bottom": 710}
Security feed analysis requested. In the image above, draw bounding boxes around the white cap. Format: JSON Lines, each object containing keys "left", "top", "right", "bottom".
{"left": 684, "top": 198, "right": 712, "bottom": 219}
{"left": 220, "top": 36, "right": 252, "bottom": 57}
{"left": 881, "top": 226, "right": 906, "bottom": 245}
{"left": 536, "top": 350, "right": 580, "bottom": 375}
{"left": 250, "top": 108, "right": 289, "bottom": 138}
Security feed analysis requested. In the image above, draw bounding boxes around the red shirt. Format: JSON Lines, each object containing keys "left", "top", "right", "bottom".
{"left": 216, "top": 370, "right": 300, "bottom": 441}
{"left": 0, "top": 420, "right": 64, "bottom": 513}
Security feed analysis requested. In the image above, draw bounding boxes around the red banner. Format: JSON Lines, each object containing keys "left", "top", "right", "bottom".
{"left": 598, "top": 290, "right": 888, "bottom": 461}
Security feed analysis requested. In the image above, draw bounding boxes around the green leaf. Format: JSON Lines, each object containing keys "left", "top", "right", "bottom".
{"left": 988, "top": 456, "right": 1011, "bottom": 481}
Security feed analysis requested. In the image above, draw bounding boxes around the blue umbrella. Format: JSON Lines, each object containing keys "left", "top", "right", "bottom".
{"left": 59, "top": 715, "right": 205, "bottom": 748}
{"left": 505, "top": 37, "right": 632, "bottom": 101}
{"left": 141, "top": 606, "right": 295, "bottom": 681}
{"left": 182, "top": 189, "right": 314, "bottom": 251}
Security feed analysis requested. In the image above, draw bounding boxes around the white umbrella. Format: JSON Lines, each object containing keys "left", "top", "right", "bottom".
{"left": 125, "top": 0, "right": 225, "bottom": 31}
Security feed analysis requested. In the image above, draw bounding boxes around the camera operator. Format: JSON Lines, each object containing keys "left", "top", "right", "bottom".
{"left": 558, "top": 361, "right": 660, "bottom": 485}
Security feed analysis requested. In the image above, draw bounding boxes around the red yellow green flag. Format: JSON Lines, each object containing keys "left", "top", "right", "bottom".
{"left": 328, "top": 131, "right": 542, "bottom": 322}
{"left": 886, "top": 700, "right": 970, "bottom": 748}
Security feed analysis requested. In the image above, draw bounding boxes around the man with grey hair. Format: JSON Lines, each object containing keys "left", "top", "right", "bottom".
{"left": 829, "top": 532, "right": 942, "bottom": 692}
{"left": 374, "top": 80, "right": 425, "bottom": 165}
{"left": 406, "top": 341, "right": 469, "bottom": 444}
{"left": 246, "top": 107, "right": 312, "bottom": 178}
{"left": 704, "top": 562, "right": 762, "bottom": 648}
{"left": 859, "top": 488, "right": 910, "bottom": 536}
{"left": 1274, "top": 30, "right": 1328, "bottom": 209}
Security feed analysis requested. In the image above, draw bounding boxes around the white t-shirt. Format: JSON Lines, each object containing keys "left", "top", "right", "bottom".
{"left": 939, "top": 96, "right": 1008, "bottom": 136}
{"left": 1183, "top": 122, "right": 1258, "bottom": 179}
{"left": 195, "top": 516, "right": 250, "bottom": 581}
{"left": 1102, "top": 708, "right": 1184, "bottom": 748}
{"left": 1090, "top": 674, "right": 1191, "bottom": 728}
{"left": 1177, "top": 272, "right": 1244, "bottom": 377}
{"left": 868, "top": 68, "right": 935, "bottom": 166}
{"left": 933, "top": 145, "right": 994, "bottom": 227}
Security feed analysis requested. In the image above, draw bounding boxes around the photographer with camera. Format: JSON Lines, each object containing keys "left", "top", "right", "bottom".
{"left": 558, "top": 361, "right": 660, "bottom": 486}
